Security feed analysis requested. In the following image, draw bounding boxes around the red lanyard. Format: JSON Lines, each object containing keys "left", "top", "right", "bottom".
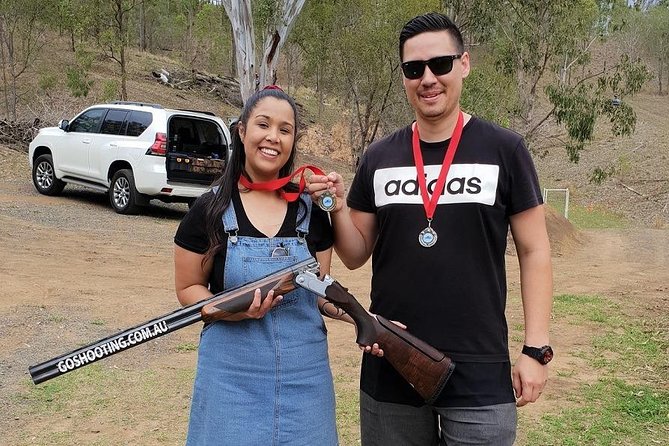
{"left": 412, "top": 111, "right": 464, "bottom": 220}
{"left": 239, "top": 165, "right": 325, "bottom": 202}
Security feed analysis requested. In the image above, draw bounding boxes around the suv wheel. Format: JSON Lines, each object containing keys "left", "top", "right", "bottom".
{"left": 33, "top": 154, "right": 65, "bottom": 195}
{"left": 109, "top": 169, "right": 141, "bottom": 214}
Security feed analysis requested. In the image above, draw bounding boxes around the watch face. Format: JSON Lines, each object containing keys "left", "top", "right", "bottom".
{"left": 541, "top": 346, "right": 554, "bottom": 364}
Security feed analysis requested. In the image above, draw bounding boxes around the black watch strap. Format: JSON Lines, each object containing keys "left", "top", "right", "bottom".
{"left": 522, "top": 345, "right": 554, "bottom": 365}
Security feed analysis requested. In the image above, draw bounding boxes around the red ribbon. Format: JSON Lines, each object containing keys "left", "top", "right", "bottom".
{"left": 412, "top": 111, "right": 464, "bottom": 220}
{"left": 239, "top": 165, "right": 326, "bottom": 202}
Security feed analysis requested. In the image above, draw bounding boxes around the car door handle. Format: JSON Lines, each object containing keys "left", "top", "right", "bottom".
{"left": 82, "top": 138, "right": 92, "bottom": 144}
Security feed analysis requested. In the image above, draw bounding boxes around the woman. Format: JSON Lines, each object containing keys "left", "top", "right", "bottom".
{"left": 174, "top": 87, "right": 343, "bottom": 445}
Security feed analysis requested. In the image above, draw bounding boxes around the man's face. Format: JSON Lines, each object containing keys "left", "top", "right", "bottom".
{"left": 401, "top": 31, "right": 470, "bottom": 123}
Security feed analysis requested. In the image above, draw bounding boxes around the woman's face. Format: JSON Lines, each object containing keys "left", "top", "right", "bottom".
{"left": 239, "top": 97, "right": 295, "bottom": 181}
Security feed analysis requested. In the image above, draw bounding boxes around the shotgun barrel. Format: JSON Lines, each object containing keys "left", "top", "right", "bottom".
{"left": 29, "top": 257, "right": 318, "bottom": 384}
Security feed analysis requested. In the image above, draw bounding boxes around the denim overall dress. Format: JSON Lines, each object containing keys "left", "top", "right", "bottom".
{"left": 186, "top": 194, "right": 338, "bottom": 445}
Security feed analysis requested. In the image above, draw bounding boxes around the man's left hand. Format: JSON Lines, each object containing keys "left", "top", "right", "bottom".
{"left": 512, "top": 353, "right": 548, "bottom": 407}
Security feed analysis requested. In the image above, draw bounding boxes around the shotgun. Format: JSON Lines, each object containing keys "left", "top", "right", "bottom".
{"left": 29, "top": 258, "right": 455, "bottom": 403}
{"left": 294, "top": 270, "right": 455, "bottom": 404}
{"left": 28, "top": 258, "right": 317, "bottom": 385}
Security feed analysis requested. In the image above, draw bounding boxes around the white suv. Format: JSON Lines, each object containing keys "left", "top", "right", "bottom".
{"left": 29, "top": 101, "right": 232, "bottom": 214}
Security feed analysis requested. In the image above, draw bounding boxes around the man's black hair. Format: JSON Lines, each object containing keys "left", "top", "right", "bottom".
{"left": 399, "top": 12, "right": 464, "bottom": 61}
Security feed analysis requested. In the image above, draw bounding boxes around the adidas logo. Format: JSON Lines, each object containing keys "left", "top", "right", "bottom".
{"left": 373, "top": 164, "right": 499, "bottom": 207}
{"left": 384, "top": 175, "right": 482, "bottom": 196}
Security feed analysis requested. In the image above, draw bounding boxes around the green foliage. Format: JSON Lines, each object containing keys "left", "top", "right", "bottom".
{"left": 545, "top": 54, "right": 651, "bottom": 170}
{"left": 65, "top": 49, "right": 94, "bottom": 98}
{"left": 306, "top": 0, "right": 437, "bottom": 156}
{"left": 253, "top": 0, "right": 277, "bottom": 35}
{"left": 101, "top": 79, "right": 120, "bottom": 102}
{"left": 461, "top": 58, "right": 517, "bottom": 127}
{"left": 38, "top": 71, "right": 58, "bottom": 94}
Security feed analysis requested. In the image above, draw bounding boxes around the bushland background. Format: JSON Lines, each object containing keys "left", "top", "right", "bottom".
{"left": 0, "top": 1, "right": 667, "bottom": 445}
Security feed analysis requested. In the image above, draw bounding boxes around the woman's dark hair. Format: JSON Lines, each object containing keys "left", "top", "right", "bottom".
{"left": 203, "top": 87, "right": 301, "bottom": 262}
{"left": 399, "top": 12, "right": 464, "bottom": 61}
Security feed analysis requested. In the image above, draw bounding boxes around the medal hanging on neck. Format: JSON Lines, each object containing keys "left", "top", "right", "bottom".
{"left": 238, "top": 165, "right": 336, "bottom": 212}
{"left": 412, "top": 111, "right": 464, "bottom": 248}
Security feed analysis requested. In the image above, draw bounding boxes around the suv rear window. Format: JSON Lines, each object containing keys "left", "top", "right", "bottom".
{"left": 100, "top": 109, "right": 129, "bottom": 135}
{"left": 125, "top": 111, "right": 153, "bottom": 137}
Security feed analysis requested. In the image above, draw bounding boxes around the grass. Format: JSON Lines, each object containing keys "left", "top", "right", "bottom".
{"left": 526, "top": 379, "right": 669, "bottom": 446}
{"left": 17, "top": 361, "right": 193, "bottom": 445}
{"left": 15, "top": 293, "right": 666, "bottom": 446}
{"left": 564, "top": 203, "right": 628, "bottom": 229}
{"left": 521, "top": 293, "right": 669, "bottom": 445}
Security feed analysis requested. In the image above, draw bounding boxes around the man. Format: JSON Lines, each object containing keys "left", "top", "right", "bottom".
{"left": 309, "top": 12, "right": 553, "bottom": 446}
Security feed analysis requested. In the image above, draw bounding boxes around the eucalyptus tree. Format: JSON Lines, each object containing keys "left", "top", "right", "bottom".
{"left": 0, "top": 0, "right": 50, "bottom": 120}
{"left": 318, "top": 0, "right": 437, "bottom": 165}
{"left": 290, "top": 0, "right": 338, "bottom": 120}
{"left": 449, "top": 0, "right": 650, "bottom": 180}
{"left": 642, "top": 2, "right": 669, "bottom": 94}
{"left": 95, "top": 0, "right": 139, "bottom": 100}
{"left": 219, "top": 0, "right": 305, "bottom": 102}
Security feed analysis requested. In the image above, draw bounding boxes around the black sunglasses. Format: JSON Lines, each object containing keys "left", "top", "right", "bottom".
{"left": 401, "top": 55, "right": 462, "bottom": 80}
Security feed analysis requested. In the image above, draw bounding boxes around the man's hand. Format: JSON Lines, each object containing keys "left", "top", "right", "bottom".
{"left": 512, "top": 353, "right": 548, "bottom": 407}
{"left": 306, "top": 172, "right": 346, "bottom": 213}
{"left": 358, "top": 317, "right": 407, "bottom": 357}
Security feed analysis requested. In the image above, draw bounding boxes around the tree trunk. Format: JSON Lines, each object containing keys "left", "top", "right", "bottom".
{"left": 0, "top": 19, "right": 10, "bottom": 120}
{"left": 222, "top": 0, "right": 255, "bottom": 103}
{"left": 121, "top": 44, "right": 127, "bottom": 100}
{"left": 1, "top": 19, "right": 18, "bottom": 121}
{"left": 139, "top": 0, "right": 146, "bottom": 52}
{"left": 659, "top": 56, "right": 664, "bottom": 95}
{"left": 258, "top": 0, "right": 306, "bottom": 88}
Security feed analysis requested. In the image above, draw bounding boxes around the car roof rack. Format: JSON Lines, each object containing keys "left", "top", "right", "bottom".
{"left": 109, "top": 101, "right": 164, "bottom": 109}
{"left": 175, "top": 108, "right": 216, "bottom": 116}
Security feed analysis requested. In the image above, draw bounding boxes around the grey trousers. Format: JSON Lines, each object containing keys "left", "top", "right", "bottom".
{"left": 360, "top": 391, "right": 517, "bottom": 446}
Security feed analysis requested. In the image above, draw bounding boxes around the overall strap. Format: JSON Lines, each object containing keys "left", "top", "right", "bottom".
{"left": 295, "top": 192, "right": 312, "bottom": 243}
{"left": 214, "top": 186, "right": 239, "bottom": 244}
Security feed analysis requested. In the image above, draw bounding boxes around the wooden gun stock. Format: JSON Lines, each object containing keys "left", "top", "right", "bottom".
{"left": 296, "top": 273, "right": 455, "bottom": 404}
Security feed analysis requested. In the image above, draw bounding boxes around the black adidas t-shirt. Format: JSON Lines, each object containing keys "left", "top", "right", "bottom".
{"left": 174, "top": 189, "right": 334, "bottom": 293}
{"left": 348, "top": 117, "right": 543, "bottom": 407}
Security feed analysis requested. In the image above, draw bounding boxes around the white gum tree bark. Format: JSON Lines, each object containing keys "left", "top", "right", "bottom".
{"left": 221, "top": 0, "right": 305, "bottom": 103}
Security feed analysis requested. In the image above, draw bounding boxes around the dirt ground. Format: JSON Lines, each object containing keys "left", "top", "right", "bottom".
{"left": 1, "top": 145, "right": 667, "bottom": 445}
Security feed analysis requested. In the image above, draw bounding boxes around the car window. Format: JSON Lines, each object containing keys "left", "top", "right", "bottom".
{"left": 199, "top": 120, "right": 224, "bottom": 145}
{"left": 125, "top": 111, "right": 153, "bottom": 137}
{"left": 69, "top": 109, "right": 106, "bottom": 133}
{"left": 100, "top": 109, "right": 129, "bottom": 135}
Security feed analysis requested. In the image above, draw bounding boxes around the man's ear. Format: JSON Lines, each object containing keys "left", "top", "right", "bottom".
{"left": 460, "top": 52, "right": 471, "bottom": 79}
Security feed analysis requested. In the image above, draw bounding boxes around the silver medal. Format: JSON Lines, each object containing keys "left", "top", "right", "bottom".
{"left": 318, "top": 190, "right": 337, "bottom": 212}
{"left": 418, "top": 226, "right": 437, "bottom": 248}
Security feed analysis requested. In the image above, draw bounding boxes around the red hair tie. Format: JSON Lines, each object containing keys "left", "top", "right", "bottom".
{"left": 263, "top": 85, "right": 283, "bottom": 92}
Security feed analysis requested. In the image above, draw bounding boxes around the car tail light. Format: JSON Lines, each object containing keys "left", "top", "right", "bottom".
{"left": 147, "top": 132, "right": 167, "bottom": 156}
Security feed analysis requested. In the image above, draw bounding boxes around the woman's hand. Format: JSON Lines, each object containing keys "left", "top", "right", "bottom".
{"left": 216, "top": 289, "right": 283, "bottom": 322}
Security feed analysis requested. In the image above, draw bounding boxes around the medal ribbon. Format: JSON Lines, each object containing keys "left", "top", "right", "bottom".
{"left": 412, "top": 111, "right": 464, "bottom": 220}
{"left": 239, "top": 165, "right": 326, "bottom": 202}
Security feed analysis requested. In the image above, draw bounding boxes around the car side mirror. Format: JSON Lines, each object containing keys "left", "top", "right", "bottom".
{"left": 58, "top": 119, "right": 70, "bottom": 131}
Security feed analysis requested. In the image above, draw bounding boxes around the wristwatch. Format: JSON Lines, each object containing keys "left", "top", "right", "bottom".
{"left": 522, "top": 345, "right": 554, "bottom": 365}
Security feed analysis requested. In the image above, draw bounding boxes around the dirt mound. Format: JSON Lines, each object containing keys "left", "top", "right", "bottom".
{"left": 507, "top": 206, "right": 580, "bottom": 257}
{"left": 544, "top": 206, "right": 580, "bottom": 255}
